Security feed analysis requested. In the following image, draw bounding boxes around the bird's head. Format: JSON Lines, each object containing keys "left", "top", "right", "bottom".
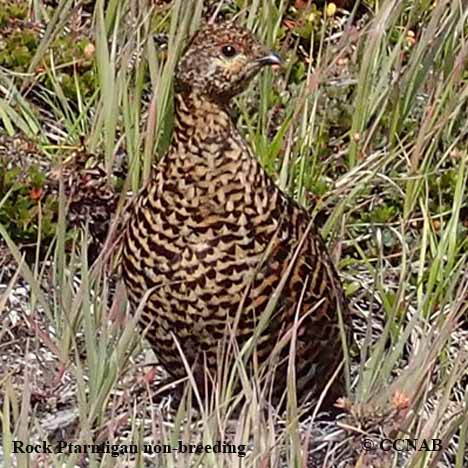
{"left": 175, "top": 22, "right": 281, "bottom": 103}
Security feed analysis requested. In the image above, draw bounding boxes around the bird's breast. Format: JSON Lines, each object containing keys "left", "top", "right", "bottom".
{"left": 122, "top": 169, "right": 278, "bottom": 316}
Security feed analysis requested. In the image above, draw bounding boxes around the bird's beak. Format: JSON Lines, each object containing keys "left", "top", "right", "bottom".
{"left": 256, "top": 52, "right": 282, "bottom": 67}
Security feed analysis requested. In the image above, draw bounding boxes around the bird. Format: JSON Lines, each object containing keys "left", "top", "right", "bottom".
{"left": 121, "top": 21, "right": 350, "bottom": 409}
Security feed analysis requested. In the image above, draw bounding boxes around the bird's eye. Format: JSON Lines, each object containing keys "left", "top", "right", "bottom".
{"left": 221, "top": 45, "right": 238, "bottom": 58}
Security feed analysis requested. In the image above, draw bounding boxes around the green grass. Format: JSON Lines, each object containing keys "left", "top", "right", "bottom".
{"left": 1, "top": 0, "right": 467, "bottom": 466}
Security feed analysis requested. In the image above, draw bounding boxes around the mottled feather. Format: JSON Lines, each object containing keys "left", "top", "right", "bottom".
{"left": 122, "top": 22, "right": 350, "bottom": 407}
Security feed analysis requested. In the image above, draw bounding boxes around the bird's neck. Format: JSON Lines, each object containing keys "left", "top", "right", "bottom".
{"left": 172, "top": 90, "right": 232, "bottom": 145}
{"left": 155, "top": 89, "right": 275, "bottom": 215}
{"left": 164, "top": 90, "right": 254, "bottom": 182}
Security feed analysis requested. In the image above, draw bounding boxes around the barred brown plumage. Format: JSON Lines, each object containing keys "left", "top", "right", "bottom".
{"left": 122, "top": 22, "right": 351, "bottom": 409}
